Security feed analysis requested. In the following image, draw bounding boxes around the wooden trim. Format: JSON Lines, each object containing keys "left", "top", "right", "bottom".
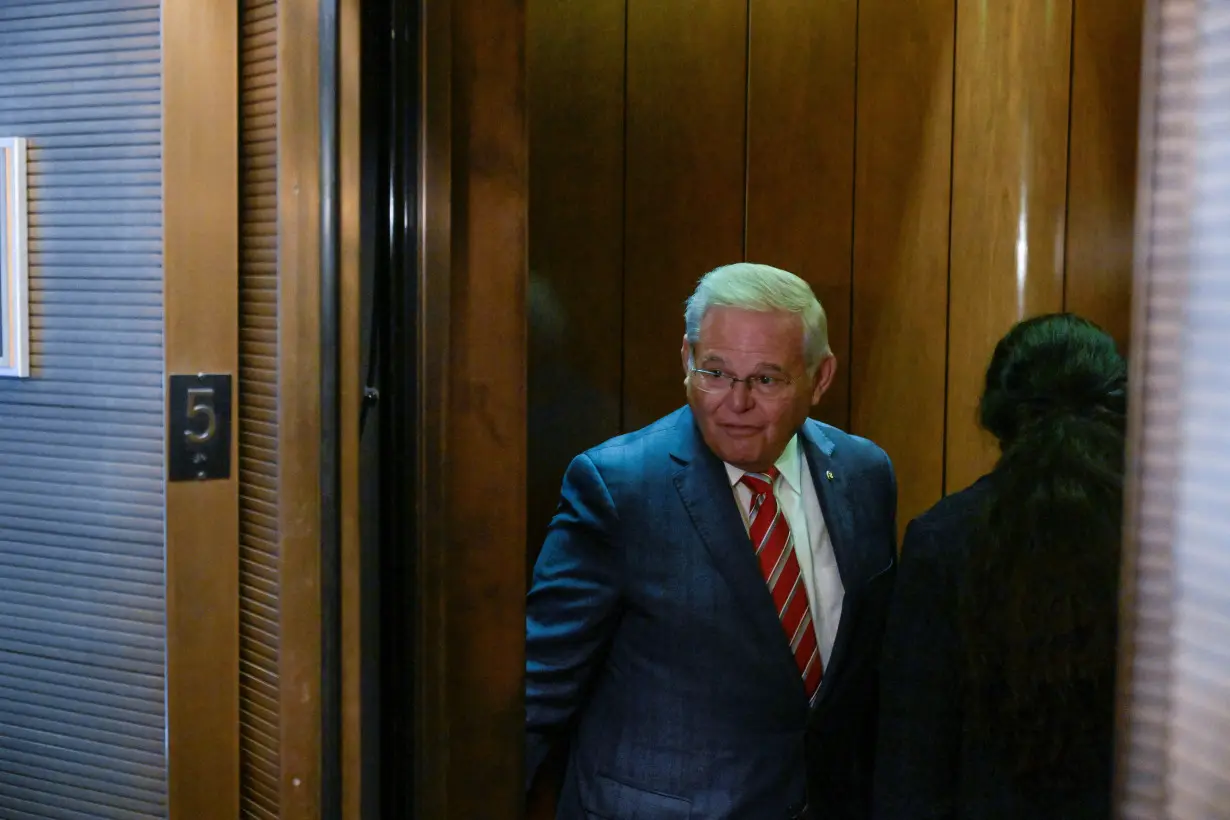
{"left": 339, "top": 0, "right": 363, "bottom": 813}
{"left": 415, "top": 0, "right": 452, "bottom": 811}
{"left": 163, "top": 3, "right": 241, "bottom": 818}
{"left": 278, "top": 0, "right": 324, "bottom": 814}
{"left": 415, "top": 0, "right": 528, "bottom": 816}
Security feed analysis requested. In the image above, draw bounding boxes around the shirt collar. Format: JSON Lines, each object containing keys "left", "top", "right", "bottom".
{"left": 724, "top": 434, "right": 802, "bottom": 492}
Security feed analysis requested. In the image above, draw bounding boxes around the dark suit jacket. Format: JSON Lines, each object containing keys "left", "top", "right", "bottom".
{"left": 872, "top": 477, "right": 1112, "bottom": 819}
{"left": 526, "top": 406, "right": 898, "bottom": 819}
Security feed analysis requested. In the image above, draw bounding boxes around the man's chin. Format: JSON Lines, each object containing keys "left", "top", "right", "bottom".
{"left": 710, "top": 440, "right": 768, "bottom": 470}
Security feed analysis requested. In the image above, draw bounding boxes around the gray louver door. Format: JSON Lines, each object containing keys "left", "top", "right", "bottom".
{"left": 1120, "top": 0, "right": 1230, "bottom": 816}
{"left": 0, "top": 1, "right": 166, "bottom": 819}
{"left": 239, "top": 1, "right": 281, "bottom": 818}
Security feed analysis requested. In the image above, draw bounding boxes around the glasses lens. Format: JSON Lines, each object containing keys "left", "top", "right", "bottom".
{"left": 753, "top": 378, "right": 789, "bottom": 397}
{"left": 692, "top": 371, "right": 725, "bottom": 392}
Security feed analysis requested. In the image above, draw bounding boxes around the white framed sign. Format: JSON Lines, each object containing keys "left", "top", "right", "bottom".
{"left": 0, "top": 136, "right": 28, "bottom": 378}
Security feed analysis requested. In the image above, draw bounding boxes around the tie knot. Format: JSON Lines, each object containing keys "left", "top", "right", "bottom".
{"left": 741, "top": 466, "right": 779, "bottom": 497}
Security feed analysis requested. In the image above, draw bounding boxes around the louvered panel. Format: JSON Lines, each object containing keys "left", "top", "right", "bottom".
{"left": 1119, "top": 1, "right": 1196, "bottom": 814}
{"left": 0, "top": 1, "right": 165, "bottom": 817}
{"left": 239, "top": 0, "right": 281, "bottom": 817}
{"left": 1120, "top": 0, "right": 1230, "bottom": 817}
{"left": 1165, "top": 3, "right": 1230, "bottom": 815}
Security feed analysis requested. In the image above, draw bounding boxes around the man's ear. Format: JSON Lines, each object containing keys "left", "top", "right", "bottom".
{"left": 680, "top": 335, "right": 692, "bottom": 377}
{"left": 810, "top": 355, "right": 837, "bottom": 405}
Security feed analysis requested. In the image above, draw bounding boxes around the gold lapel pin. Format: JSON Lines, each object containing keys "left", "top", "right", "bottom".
{"left": 825, "top": 470, "right": 835, "bottom": 481}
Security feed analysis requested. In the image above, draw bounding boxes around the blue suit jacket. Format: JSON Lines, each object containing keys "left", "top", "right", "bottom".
{"left": 526, "top": 407, "right": 898, "bottom": 819}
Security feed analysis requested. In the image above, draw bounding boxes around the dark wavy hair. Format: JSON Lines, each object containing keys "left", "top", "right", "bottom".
{"left": 960, "top": 313, "right": 1127, "bottom": 790}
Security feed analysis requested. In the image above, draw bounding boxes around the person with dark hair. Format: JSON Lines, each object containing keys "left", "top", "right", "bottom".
{"left": 872, "top": 313, "right": 1127, "bottom": 819}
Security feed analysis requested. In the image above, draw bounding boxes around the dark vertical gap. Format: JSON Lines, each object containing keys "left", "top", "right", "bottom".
{"left": 1061, "top": 0, "right": 1078, "bottom": 311}
{"left": 319, "top": 0, "right": 343, "bottom": 816}
{"left": 371, "top": 0, "right": 419, "bottom": 812}
{"left": 619, "top": 0, "right": 630, "bottom": 433}
{"left": 357, "top": 0, "right": 391, "bottom": 813}
{"left": 742, "top": 0, "right": 752, "bottom": 262}
{"left": 941, "top": 0, "right": 959, "bottom": 498}
{"left": 846, "top": 0, "right": 861, "bottom": 432}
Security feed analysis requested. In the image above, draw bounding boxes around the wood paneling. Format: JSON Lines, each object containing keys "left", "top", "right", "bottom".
{"left": 340, "top": 0, "right": 363, "bottom": 813}
{"left": 850, "top": 0, "right": 955, "bottom": 534}
{"left": 163, "top": 3, "right": 241, "bottom": 817}
{"left": 1065, "top": 0, "right": 1144, "bottom": 351}
{"left": 415, "top": 0, "right": 451, "bottom": 812}
{"left": 746, "top": 0, "right": 857, "bottom": 430}
{"left": 277, "top": 0, "right": 323, "bottom": 812}
{"left": 945, "top": 0, "right": 1073, "bottom": 494}
{"left": 527, "top": 0, "right": 625, "bottom": 562}
{"left": 623, "top": 0, "right": 748, "bottom": 430}
{"left": 416, "top": 0, "right": 529, "bottom": 816}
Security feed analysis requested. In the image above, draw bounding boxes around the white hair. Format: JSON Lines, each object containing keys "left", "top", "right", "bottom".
{"left": 684, "top": 262, "right": 831, "bottom": 372}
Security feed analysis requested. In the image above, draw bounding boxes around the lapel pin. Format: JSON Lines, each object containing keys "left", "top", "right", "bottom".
{"left": 825, "top": 470, "right": 834, "bottom": 481}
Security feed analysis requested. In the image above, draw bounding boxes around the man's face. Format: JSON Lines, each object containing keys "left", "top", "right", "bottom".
{"left": 681, "top": 306, "right": 835, "bottom": 472}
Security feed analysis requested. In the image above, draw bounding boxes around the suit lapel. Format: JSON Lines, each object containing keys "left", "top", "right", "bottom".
{"left": 799, "top": 422, "right": 861, "bottom": 706}
{"left": 670, "top": 411, "right": 802, "bottom": 684}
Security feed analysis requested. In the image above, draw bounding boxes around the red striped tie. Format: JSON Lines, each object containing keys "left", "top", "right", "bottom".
{"left": 742, "top": 468, "right": 823, "bottom": 700}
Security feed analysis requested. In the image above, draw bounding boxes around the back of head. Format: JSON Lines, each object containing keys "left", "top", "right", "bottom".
{"left": 961, "top": 313, "right": 1127, "bottom": 790}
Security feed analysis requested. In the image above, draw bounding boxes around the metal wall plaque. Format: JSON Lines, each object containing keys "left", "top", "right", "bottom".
{"left": 168, "top": 373, "right": 233, "bottom": 481}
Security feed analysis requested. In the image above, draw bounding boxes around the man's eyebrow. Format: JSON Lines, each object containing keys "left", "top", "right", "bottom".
{"left": 697, "top": 355, "right": 788, "bottom": 374}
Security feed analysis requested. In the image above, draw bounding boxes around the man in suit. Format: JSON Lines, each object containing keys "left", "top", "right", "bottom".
{"left": 525, "top": 263, "right": 898, "bottom": 819}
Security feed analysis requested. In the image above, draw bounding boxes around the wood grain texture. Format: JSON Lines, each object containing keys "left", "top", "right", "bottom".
{"left": 339, "top": 0, "right": 363, "bottom": 814}
{"left": 277, "top": 0, "right": 323, "bottom": 814}
{"left": 527, "top": 0, "right": 625, "bottom": 567}
{"left": 163, "top": 2, "right": 241, "bottom": 817}
{"left": 946, "top": 0, "right": 1072, "bottom": 494}
{"left": 623, "top": 0, "right": 748, "bottom": 431}
{"left": 1064, "top": 0, "right": 1144, "bottom": 351}
{"left": 425, "top": 0, "right": 529, "bottom": 816}
{"left": 850, "top": 0, "right": 955, "bottom": 536}
{"left": 414, "top": 0, "right": 451, "bottom": 813}
{"left": 746, "top": 0, "right": 857, "bottom": 430}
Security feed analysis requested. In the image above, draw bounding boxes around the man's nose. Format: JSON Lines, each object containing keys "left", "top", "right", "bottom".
{"left": 727, "top": 380, "right": 754, "bottom": 411}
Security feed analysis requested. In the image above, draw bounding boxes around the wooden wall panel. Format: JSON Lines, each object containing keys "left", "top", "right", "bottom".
{"left": 850, "top": 0, "right": 954, "bottom": 534}
{"left": 277, "top": 0, "right": 323, "bottom": 812}
{"left": 746, "top": 0, "right": 857, "bottom": 429}
{"left": 945, "top": 0, "right": 1073, "bottom": 495}
{"left": 424, "top": 0, "right": 529, "bottom": 816}
{"left": 164, "top": 2, "right": 240, "bottom": 817}
{"left": 527, "top": 0, "right": 625, "bottom": 562}
{"left": 339, "top": 0, "right": 363, "bottom": 813}
{"left": 1064, "top": 0, "right": 1144, "bottom": 351}
{"left": 623, "top": 0, "right": 748, "bottom": 430}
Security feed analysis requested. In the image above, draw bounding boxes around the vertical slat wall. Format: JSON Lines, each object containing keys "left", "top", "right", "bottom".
{"left": 1116, "top": 0, "right": 1190, "bottom": 813}
{"left": 0, "top": 1, "right": 166, "bottom": 817}
{"left": 1165, "top": 2, "right": 1230, "bottom": 811}
{"left": 239, "top": 0, "right": 281, "bottom": 818}
{"left": 1119, "top": 0, "right": 1230, "bottom": 815}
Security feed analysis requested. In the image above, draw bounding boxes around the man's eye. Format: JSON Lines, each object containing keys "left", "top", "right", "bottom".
{"left": 755, "top": 375, "right": 777, "bottom": 385}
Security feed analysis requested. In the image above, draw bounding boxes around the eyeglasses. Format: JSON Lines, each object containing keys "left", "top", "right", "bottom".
{"left": 688, "top": 366, "right": 796, "bottom": 398}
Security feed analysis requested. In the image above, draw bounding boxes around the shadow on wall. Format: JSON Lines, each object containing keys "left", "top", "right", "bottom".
{"left": 527, "top": 272, "right": 632, "bottom": 578}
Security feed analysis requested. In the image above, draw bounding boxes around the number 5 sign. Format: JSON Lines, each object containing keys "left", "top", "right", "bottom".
{"left": 168, "top": 373, "right": 233, "bottom": 481}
